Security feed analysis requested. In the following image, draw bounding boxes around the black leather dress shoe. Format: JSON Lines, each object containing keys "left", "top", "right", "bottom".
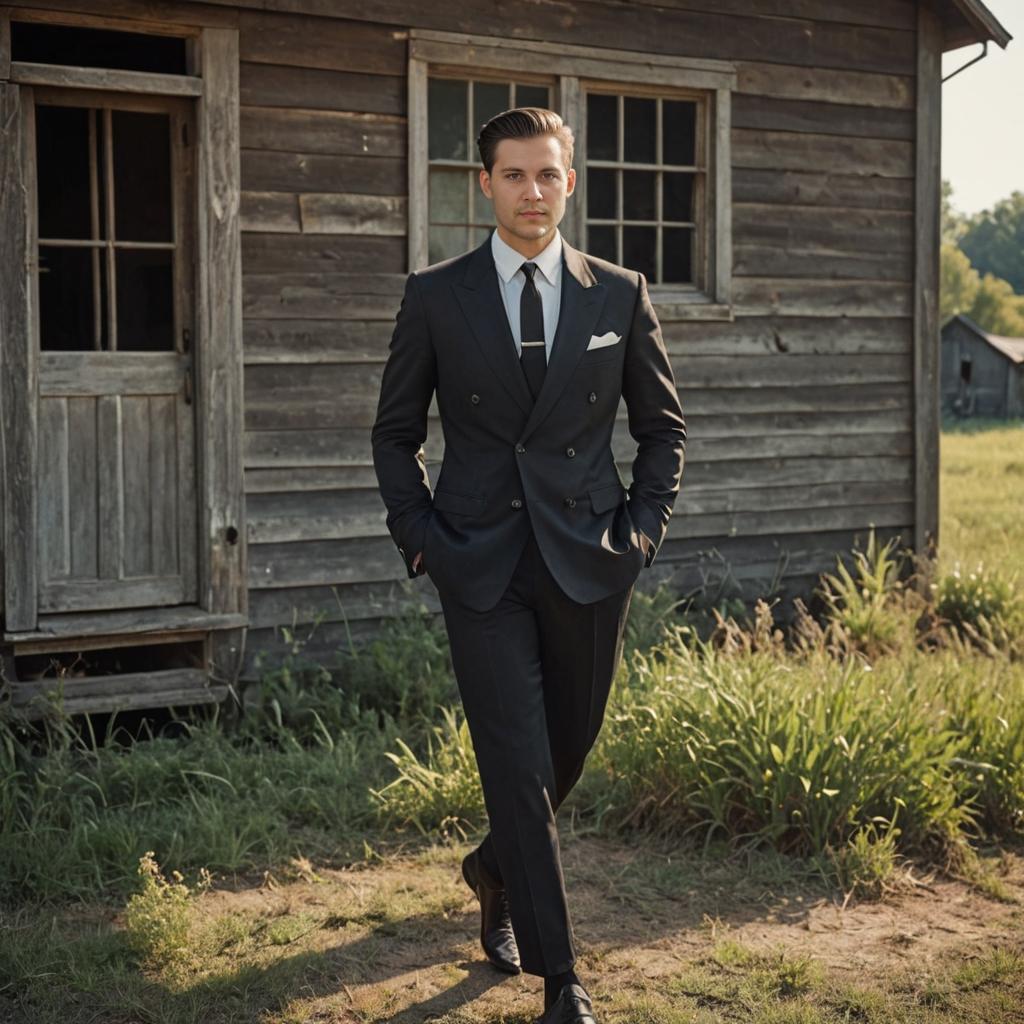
{"left": 535, "top": 983, "right": 597, "bottom": 1024}
{"left": 461, "top": 847, "right": 521, "bottom": 974}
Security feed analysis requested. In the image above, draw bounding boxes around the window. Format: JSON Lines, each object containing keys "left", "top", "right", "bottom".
{"left": 427, "top": 76, "right": 553, "bottom": 263}
{"left": 584, "top": 91, "right": 703, "bottom": 286}
{"left": 408, "top": 31, "right": 735, "bottom": 317}
{"left": 34, "top": 96, "right": 189, "bottom": 352}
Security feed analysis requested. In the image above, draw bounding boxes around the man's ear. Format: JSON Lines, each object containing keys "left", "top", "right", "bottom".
{"left": 479, "top": 168, "right": 493, "bottom": 199}
{"left": 565, "top": 167, "right": 577, "bottom": 197}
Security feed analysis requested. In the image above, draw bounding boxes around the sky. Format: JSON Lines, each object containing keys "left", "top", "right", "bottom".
{"left": 941, "top": 0, "right": 1022, "bottom": 217}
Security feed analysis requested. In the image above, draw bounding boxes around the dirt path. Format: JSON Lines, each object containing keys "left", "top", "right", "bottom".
{"left": 186, "top": 833, "right": 1024, "bottom": 1022}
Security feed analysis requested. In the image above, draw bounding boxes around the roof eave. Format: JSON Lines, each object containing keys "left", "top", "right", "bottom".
{"left": 944, "top": 0, "right": 1013, "bottom": 50}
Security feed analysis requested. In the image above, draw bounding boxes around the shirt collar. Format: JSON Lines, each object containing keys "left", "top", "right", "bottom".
{"left": 490, "top": 228, "right": 563, "bottom": 287}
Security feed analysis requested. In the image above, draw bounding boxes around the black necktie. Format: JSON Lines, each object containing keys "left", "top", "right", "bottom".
{"left": 519, "top": 262, "right": 547, "bottom": 401}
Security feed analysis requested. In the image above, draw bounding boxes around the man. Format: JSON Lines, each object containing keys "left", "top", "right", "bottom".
{"left": 371, "top": 108, "right": 685, "bottom": 1024}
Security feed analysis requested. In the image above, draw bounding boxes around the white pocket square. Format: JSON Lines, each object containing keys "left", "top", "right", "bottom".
{"left": 587, "top": 331, "right": 622, "bottom": 351}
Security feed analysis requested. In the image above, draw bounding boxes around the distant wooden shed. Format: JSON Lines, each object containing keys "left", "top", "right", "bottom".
{"left": 941, "top": 313, "right": 1024, "bottom": 419}
{"left": 0, "top": 0, "right": 1012, "bottom": 716}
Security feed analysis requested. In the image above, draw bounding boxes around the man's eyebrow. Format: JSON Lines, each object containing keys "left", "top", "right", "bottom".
{"left": 498, "top": 165, "right": 564, "bottom": 173}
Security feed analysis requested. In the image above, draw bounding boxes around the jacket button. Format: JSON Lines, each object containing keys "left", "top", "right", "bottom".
{"left": 588, "top": 391, "right": 597, "bottom": 403}
{"left": 515, "top": 443, "right": 526, "bottom": 454}
{"left": 511, "top": 498, "right": 523, "bottom": 509}
{"left": 565, "top": 447, "right": 575, "bottom": 458}
{"left": 563, "top": 496, "right": 576, "bottom": 508}
{"left": 470, "top": 393, "right": 480, "bottom": 404}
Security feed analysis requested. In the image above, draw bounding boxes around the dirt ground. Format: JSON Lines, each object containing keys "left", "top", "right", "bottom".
{"left": 185, "top": 832, "right": 1024, "bottom": 1023}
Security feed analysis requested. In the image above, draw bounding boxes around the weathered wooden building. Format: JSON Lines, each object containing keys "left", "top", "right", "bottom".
{"left": 941, "top": 313, "right": 1024, "bottom": 419}
{"left": 0, "top": 0, "right": 1012, "bottom": 715}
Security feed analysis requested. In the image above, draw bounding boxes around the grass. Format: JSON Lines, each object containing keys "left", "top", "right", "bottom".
{"left": 1, "top": 422, "right": 1023, "bottom": 1022}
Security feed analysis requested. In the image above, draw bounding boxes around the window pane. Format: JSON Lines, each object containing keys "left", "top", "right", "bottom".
{"left": 36, "top": 105, "right": 94, "bottom": 240}
{"left": 587, "top": 225, "right": 616, "bottom": 263}
{"left": 38, "top": 246, "right": 101, "bottom": 351}
{"left": 472, "top": 226, "right": 493, "bottom": 247}
{"left": 663, "top": 227, "right": 694, "bottom": 283}
{"left": 622, "top": 170, "right": 656, "bottom": 221}
{"left": 428, "top": 79, "right": 468, "bottom": 161}
{"left": 472, "top": 172, "right": 493, "bottom": 224}
{"left": 663, "top": 172, "right": 694, "bottom": 222}
{"left": 116, "top": 250, "right": 174, "bottom": 351}
{"left": 113, "top": 110, "right": 172, "bottom": 243}
{"left": 429, "top": 225, "right": 469, "bottom": 264}
{"left": 429, "top": 168, "right": 468, "bottom": 224}
{"left": 587, "top": 167, "right": 616, "bottom": 220}
{"left": 663, "top": 100, "right": 696, "bottom": 165}
{"left": 474, "top": 81, "right": 510, "bottom": 131}
{"left": 587, "top": 94, "right": 617, "bottom": 161}
{"left": 623, "top": 97, "right": 656, "bottom": 164}
{"left": 515, "top": 84, "right": 550, "bottom": 108}
{"left": 623, "top": 225, "right": 656, "bottom": 281}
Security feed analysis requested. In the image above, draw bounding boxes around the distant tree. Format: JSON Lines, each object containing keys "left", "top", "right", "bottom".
{"left": 941, "top": 179, "right": 968, "bottom": 245}
{"left": 959, "top": 191, "right": 1024, "bottom": 294}
{"left": 940, "top": 241, "right": 979, "bottom": 321}
{"left": 967, "top": 273, "right": 1024, "bottom": 337}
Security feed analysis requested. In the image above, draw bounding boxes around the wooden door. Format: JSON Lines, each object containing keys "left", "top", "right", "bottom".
{"left": 31, "top": 89, "right": 197, "bottom": 614}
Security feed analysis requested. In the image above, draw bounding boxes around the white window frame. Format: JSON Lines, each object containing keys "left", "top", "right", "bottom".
{"left": 408, "top": 29, "right": 735, "bottom": 321}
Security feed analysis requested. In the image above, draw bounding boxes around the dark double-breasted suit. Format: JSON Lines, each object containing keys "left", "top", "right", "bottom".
{"left": 371, "top": 231, "right": 685, "bottom": 976}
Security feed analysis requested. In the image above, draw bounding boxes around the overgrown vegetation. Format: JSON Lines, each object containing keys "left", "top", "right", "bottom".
{"left": 1, "top": 429, "right": 1022, "bottom": 1022}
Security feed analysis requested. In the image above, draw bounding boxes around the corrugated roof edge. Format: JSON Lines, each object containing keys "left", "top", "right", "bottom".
{"left": 948, "top": 313, "right": 1024, "bottom": 365}
{"left": 943, "top": 0, "right": 1013, "bottom": 50}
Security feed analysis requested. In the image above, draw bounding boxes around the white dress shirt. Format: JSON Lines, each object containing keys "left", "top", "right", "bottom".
{"left": 490, "top": 228, "right": 563, "bottom": 363}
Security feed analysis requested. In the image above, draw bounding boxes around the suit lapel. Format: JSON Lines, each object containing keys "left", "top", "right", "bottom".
{"left": 451, "top": 234, "right": 607, "bottom": 433}
{"left": 520, "top": 239, "right": 606, "bottom": 443}
{"left": 453, "top": 237, "right": 534, "bottom": 416}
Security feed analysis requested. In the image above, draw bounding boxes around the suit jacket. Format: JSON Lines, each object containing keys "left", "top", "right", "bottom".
{"left": 371, "top": 233, "right": 686, "bottom": 611}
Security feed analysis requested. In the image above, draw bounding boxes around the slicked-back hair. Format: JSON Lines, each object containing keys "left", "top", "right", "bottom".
{"left": 476, "top": 107, "right": 575, "bottom": 174}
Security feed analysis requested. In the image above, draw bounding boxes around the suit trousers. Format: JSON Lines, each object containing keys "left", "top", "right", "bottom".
{"left": 433, "top": 525, "right": 635, "bottom": 976}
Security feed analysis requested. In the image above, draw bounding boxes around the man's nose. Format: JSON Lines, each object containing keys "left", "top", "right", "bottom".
{"left": 523, "top": 178, "right": 543, "bottom": 199}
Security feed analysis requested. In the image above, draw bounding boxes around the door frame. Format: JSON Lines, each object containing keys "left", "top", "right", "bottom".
{"left": 0, "top": 13, "right": 246, "bottom": 637}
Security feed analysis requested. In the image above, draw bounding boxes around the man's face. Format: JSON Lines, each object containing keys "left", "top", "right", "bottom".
{"left": 479, "top": 134, "right": 576, "bottom": 253}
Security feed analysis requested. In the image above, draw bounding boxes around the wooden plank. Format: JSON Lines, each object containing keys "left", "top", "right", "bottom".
{"left": 241, "top": 148, "right": 404, "bottom": 195}
{"left": 240, "top": 62, "right": 404, "bottom": 115}
{"left": 246, "top": 466, "right": 382, "bottom": 492}
{"left": 734, "top": 245, "right": 911, "bottom": 281}
{"left": 37, "top": 398, "right": 68, "bottom": 582}
{"left": 240, "top": 190, "right": 299, "bottom": 232}
{"left": 734, "top": 203, "right": 913, "bottom": 255}
{"left": 121, "top": 396, "right": 152, "bottom": 577}
{"left": 5, "top": 607, "right": 247, "bottom": 644}
{"left": 248, "top": 579, "right": 441, "bottom": 629}
{"left": 733, "top": 94, "right": 914, "bottom": 140}
{"left": 66, "top": 397, "right": 98, "bottom": 578}
{"left": 37, "top": 351, "right": 185, "bottom": 395}
{"left": 661, "top": 316, "right": 912, "bottom": 356}
{"left": 240, "top": 105, "right": 404, "bottom": 157}
{"left": 2, "top": 1, "right": 237, "bottom": 30}
{"left": 96, "top": 396, "right": 123, "bottom": 583}
{"left": 736, "top": 60, "right": 912, "bottom": 109}
{"left": 239, "top": 11, "right": 405, "bottom": 75}
{"left": 241, "top": 232, "right": 405, "bottom": 274}
{"left": 150, "top": 395, "right": 178, "bottom": 578}
{"left": 39, "top": 576, "right": 185, "bottom": 613}
{"left": 242, "top": 272, "right": 405, "bottom": 320}
{"left": 198, "top": 27, "right": 246, "bottom": 616}
{"left": 243, "top": 319, "right": 392, "bottom": 364}
{"left": 300, "top": 193, "right": 406, "bottom": 235}
{"left": 1, "top": 82, "right": 37, "bottom": 631}
{"left": 733, "top": 278, "right": 912, "bottom": 318}
{"left": 1, "top": 11, "right": 10, "bottom": 79}
{"left": 733, "top": 129, "right": 913, "bottom": 178}
{"left": 733, "top": 168, "right": 913, "bottom": 210}
{"left": 915, "top": 6, "right": 942, "bottom": 559}
{"left": 11, "top": 61, "right": 202, "bottom": 95}
{"left": 407, "top": 53, "right": 427, "bottom": 271}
